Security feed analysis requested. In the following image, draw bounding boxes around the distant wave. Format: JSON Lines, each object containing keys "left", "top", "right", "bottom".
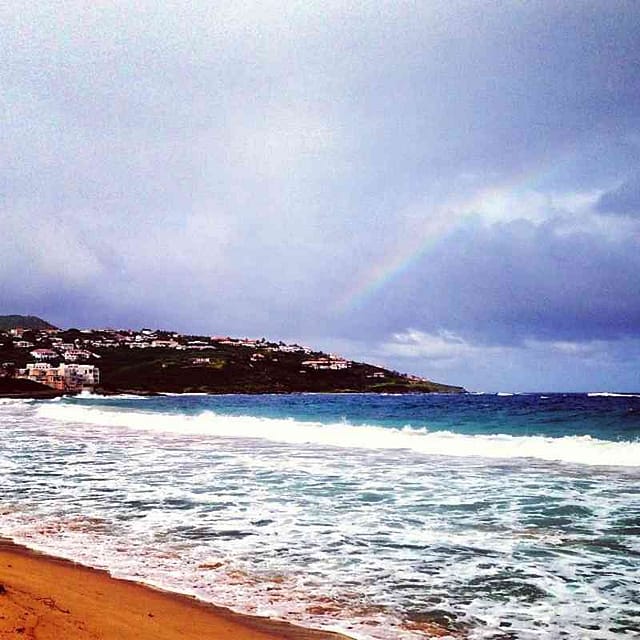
{"left": 159, "top": 392, "right": 212, "bottom": 396}
{"left": 588, "top": 392, "right": 640, "bottom": 398}
{"left": 36, "top": 404, "right": 640, "bottom": 468}
{"left": 0, "top": 398, "right": 28, "bottom": 405}
{"left": 74, "top": 392, "right": 153, "bottom": 400}
{"left": 0, "top": 398, "right": 36, "bottom": 406}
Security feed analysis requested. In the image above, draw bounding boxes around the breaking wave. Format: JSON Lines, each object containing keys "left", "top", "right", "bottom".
{"left": 37, "top": 404, "right": 640, "bottom": 467}
{"left": 588, "top": 392, "right": 640, "bottom": 398}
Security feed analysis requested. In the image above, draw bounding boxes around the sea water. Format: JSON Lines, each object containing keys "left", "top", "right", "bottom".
{"left": 0, "top": 392, "right": 639, "bottom": 639}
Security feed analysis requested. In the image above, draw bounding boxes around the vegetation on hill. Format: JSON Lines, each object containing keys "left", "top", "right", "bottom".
{"left": 94, "top": 346, "right": 463, "bottom": 395}
{"left": 0, "top": 377, "right": 65, "bottom": 398}
{"left": 0, "top": 319, "right": 465, "bottom": 395}
{"left": 0, "top": 315, "right": 57, "bottom": 331}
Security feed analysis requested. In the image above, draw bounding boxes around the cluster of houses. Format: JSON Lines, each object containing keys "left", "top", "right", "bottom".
{"left": 4, "top": 326, "right": 321, "bottom": 354}
{"left": 1, "top": 324, "right": 362, "bottom": 391}
{"left": 2, "top": 327, "right": 100, "bottom": 391}
{"left": 301, "top": 357, "right": 352, "bottom": 370}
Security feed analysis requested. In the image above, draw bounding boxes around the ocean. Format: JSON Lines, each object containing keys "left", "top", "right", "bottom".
{"left": 1, "top": 392, "right": 639, "bottom": 639}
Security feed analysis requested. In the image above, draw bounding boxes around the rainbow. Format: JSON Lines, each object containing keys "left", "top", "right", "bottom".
{"left": 333, "top": 151, "right": 588, "bottom": 315}
{"left": 332, "top": 185, "right": 496, "bottom": 314}
{"left": 333, "top": 210, "right": 462, "bottom": 314}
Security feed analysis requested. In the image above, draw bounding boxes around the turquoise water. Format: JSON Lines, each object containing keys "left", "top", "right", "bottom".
{"left": 69, "top": 391, "right": 640, "bottom": 439}
{"left": 1, "top": 392, "right": 639, "bottom": 639}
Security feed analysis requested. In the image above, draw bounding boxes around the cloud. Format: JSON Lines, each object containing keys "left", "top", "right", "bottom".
{"left": 1, "top": 2, "right": 640, "bottom": 389}
{"left": 379, "top": 329, "right": 501, "bottom": 364}
{"left": 343, "top": 210, "right": 640, "bottom": 348}
{"left": 370, "top": 329, "right": 640, "bottom": 392}
{"left": 380, "top": 329, "right": 632, "bottom": 367}
{"left": 596, "top": 172, "right": 640, "bottom": 217}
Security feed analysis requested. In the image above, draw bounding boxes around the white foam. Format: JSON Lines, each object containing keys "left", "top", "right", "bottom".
{"left": 0, "top": 397, "right": 37, "bottom": 407}
{"left": 36, "top": 404, "right": 640, "bottom": 467}
{"left": 160, "top": 392, "right": 211, "bottom": 396}
{"left": 588, "top": 392, "right": 640, "bottom": 398}
{"left": 74, "top": 391, "right": 153, "bottom": 400}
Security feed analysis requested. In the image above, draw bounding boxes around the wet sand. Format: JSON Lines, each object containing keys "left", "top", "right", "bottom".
{"left": 0, "top": 539, "right": 349, "bottom": 640}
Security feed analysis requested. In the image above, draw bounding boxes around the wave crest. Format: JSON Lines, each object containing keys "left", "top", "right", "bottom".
{"left": 588, "top": 392, "right": 640, "bottom": 398}
{"left": 36, "top": 404, "right": 640, "bottom": 468}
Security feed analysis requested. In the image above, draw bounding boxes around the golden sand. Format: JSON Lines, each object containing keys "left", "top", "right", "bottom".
{"left": 0, "top": 540, "right": 349, "bottom": 640}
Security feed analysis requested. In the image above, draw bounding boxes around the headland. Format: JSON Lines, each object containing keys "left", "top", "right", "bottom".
{"left": 0, "top": 315, "right": 464, "bottom": 396}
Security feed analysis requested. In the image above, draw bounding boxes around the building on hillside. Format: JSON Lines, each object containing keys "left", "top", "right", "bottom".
{"left": 129, "top": 342, "right": 151, "bottom": 348}
{"left": 13, "top": 341, "right": 34, "bottom": 349}
{"left": 62, "top": 349, "right": 94, "bottom": 361}
{"left": 30, "top": 349, "right": 58, "bottom": 361}
{"left": 278, "top": 344, "right": 311, "bottom": 353}
{"left": 150, "top": 339, "right": 180, "bottom": 348}
{"left": 15, "top": 363, "right": 99, "bottom": 391}
{"left": 17, "top": 363, "right": 65, "bottom": 389}
{"left": 301, "top": 358, "right": 351, "bottom": 371}
{"left": 61, "top": 364, "right": 100, "bottom": 389}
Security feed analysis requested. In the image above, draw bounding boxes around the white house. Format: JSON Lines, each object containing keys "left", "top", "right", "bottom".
{"left": 30, "top": 349, "right": 58, "bottom": 361}
{"left": 59, "top": 364, "right": 100, "bottom": 389}
{"left": 62, "top": 349, "right": 94, "bottom": 362}
{"left": 13, "top": 341, "right": 34, "bottom": 349}
{"left": 302, "top": 358, "right": 351, "bottom": 371}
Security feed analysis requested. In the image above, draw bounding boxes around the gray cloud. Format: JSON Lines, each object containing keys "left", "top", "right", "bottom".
{"left": 596, "top": 172, "right": 640, "bottom": 216}
{"left": 345, "top": 215, "right": 640, "bottom": 344}
{"left": 2, "top": 1, "right": 640, "bottom": 389}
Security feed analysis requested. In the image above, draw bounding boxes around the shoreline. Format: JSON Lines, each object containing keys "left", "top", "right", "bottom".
{"left": 0, "top": 537, "right": 352, "bottom": 640}
{"left": 0, "top": 389, "right": 68, "bottom": 400}
{"left": 0, "top": 388, "right": 467, "bottom": 400}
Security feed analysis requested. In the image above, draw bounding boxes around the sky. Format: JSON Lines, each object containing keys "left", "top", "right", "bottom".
{"left": 2, "top": 1, "right": 639, "bottom": 392}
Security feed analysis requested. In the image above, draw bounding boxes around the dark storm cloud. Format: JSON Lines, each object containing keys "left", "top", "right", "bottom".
{"left": 348, "top": 216, "right": 640, "bottom": 345}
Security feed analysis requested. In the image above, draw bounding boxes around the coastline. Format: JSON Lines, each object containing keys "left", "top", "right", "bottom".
{"left": 0, "top": 390, "right": 67, "bottom": 400}
{"left": 0, "top": 388, "right": 467, "bottom": 400}
{"left": 0, "top": 538, "right": 352, "bottom": 640}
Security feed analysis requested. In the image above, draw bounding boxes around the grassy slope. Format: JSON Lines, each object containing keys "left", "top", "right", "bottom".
{"left": 95, "top": 345, "right": 464, "bottom": 394}
{"left": 0, "top": 315, "right": 57, "bottom": 331}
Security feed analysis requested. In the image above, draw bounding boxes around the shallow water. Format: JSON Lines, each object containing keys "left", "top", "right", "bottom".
{"left": 1, "top": 393, "right": 639, "bottom": 639}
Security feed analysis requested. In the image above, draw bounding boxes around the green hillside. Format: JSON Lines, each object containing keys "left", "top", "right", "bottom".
{"left": 0, "top": 315, "right": 58, "bottom": 331}
{"left": 0, "top": 322, "right": 465, "bottom": 395}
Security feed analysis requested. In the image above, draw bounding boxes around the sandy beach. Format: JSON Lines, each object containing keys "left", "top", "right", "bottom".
{"left": 0, "top": 539, "right": 349, "bottom": 640}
